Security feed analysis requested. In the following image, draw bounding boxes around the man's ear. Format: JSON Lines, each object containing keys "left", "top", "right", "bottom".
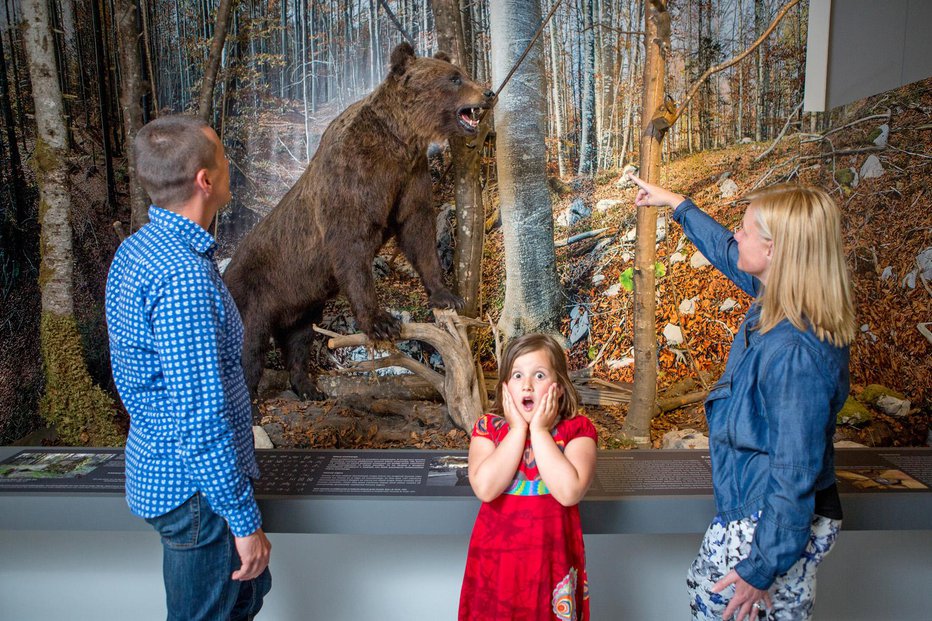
{"left": 390, "top": 42, "right": 416, "bottom": 76}
{"left": 194, "top": 168, "right": 212, "bottom": 195}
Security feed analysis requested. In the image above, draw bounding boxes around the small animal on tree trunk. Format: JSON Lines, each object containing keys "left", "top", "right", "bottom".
{"left": 225, "top": 42, "right": 493, "bottom": 401}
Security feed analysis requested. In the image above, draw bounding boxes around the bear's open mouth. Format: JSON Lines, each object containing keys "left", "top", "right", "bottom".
{"left": 457, "top": 106, "right": 483, "bottom": 132}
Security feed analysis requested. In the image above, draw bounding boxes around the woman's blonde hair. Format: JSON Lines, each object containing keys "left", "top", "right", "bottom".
{"left": 745, "top": 184, "right": 856, "bottom": 346}
{"left": 493, "top": 333, "right": 580, "bottom": 421}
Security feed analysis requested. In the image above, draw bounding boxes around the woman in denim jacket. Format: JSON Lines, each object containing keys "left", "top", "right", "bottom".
{"left": 629, "top": 174, "right": 856, "bottom": 621}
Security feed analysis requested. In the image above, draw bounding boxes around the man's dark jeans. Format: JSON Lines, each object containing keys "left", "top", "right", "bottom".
{"left": 146, "top": 493, "right": 271, "bottom": 620}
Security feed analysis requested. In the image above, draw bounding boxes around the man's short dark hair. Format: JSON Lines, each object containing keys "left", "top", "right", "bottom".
{"left": 134, "top": 115, "right": 216, "bottom": 209}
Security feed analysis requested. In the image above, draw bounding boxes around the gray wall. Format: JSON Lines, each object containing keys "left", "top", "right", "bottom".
{"left": 2, "top": 530, "right": 930, "bottom": 620}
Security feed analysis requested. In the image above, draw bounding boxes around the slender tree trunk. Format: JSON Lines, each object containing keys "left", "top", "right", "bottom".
{"left": 115, "top": 0, "right": 148, "bottom": 229}
{"left": 547, "top": 0, "right": 565, "bottom": 177}
{"left": 490, "top": 0, "right": 561, "bottom": 338}
{"left": 198, "top": 0, "right": 235, "bottom": 123}
{"left": 432, "top": 0, "right": 485, "bottom": 318}
{"left": 21, "top": 0, "right": 122, "bottom": 447}
{"left": 577, "top": 0, "right": 596, "bottom": 175}
{"left": 626, "top": 0, "right": 669, "bottom": 442}
{"left": 0, "top": 31, "right": 26, "bottom": 232}
{"left": 90, "top": 0, "right": 117, "bottom": 213}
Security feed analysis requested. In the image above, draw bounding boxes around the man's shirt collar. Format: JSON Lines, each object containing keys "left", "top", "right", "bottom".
{"left": 148, "top": 205, "right": 217, "bottom": 258}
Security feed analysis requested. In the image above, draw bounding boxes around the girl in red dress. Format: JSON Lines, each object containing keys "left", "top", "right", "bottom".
{"left": 459, "top": 334, "right": 598, "bottom": 621}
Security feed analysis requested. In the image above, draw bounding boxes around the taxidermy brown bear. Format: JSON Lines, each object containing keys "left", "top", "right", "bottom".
{"left": 225, "top": 42, "right": 493, "bottom": 400}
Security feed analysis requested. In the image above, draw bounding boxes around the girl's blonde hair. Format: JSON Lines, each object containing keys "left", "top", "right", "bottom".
{"left": 745, "top": 184, "right": 856, "bottom": 346}
{"left": 493, "top": 333, "right": 580, "bottom": 421}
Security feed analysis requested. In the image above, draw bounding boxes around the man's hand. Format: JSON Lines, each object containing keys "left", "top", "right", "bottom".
{"left": 232, "top": 528, "right": 271, "bottom": 581}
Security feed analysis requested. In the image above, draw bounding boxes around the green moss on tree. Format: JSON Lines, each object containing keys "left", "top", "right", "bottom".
{"left": 40, "top": 313, "right": 124, "bottom": 446}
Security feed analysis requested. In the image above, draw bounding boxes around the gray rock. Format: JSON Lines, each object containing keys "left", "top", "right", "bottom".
{"left": 614, "top": 164, "right": 639, "bottom": 189}
{"left": 621, "top": 217, "right": 666, "bottom": 243}
{"left": 253, "top": 425, "right": 274, "bottom": 449}
{"left": 740, "top": 137, "right": 753, "bottom": 144}
{"left": 720, "top": 178, "right": 739, "bottom": 199}
{"left": 596, "top": 198, "right": 625, "bottom": 213}
{"left": 880, "top": 266, "right": 894, "bottom": 281}
{"left": 603, "top": 283, "right": 622, "bottom": 297}
{"left": 872, "top": 124, "right": 890, "bottom": 148}
{"left": 372, "top": 256, "right": 391, "bottom": 279}
{"left": 556, "top": 198, "right": 591, "bottom": 227}
{"left": 690, "top": 251, "right": 711, "bottom": 268}
{"left": 662, "top": 429, "right": 709, "bottom": 449}
{"left": 902, "top": 270, "right": 917, "bottom": 289}
{"left": 719, "top": 298, "right": 739, "bottom": 312}
{"left": 591, "top": 273, "right": 605, "bottom": 285}
{"left": 663, "top": 323, "right": 684, "bottom": 345}
{"left": 876, "top": 395, "right": 911, "bottom": 418}
{"left": 917, "top": 247, "right": 932, "bottom": 281}
{"left": 569, "top": 305, "right": 590, "bottom": 344}
{"left": 860, "top": 154, "right": 884, "bottom": 179}
{"left": 670, "top": 252, "right": 687, "bottom": 264}
{"left": 718, "top": 171, "right": 732, "bottom": 182}
{"left": 679, "top": 298, "right": 696, "bottom": 315}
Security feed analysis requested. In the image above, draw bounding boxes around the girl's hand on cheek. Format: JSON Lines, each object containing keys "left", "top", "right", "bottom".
{"left": 501, "top": 388, "right": 528, "bottom": 431}
{"left": 530, "top": 385, "right": 559, "bottom": 432}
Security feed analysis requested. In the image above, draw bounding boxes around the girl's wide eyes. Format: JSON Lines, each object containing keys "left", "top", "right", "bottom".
{"left": 535, "top": 372, "right": 546, "bottom": 380}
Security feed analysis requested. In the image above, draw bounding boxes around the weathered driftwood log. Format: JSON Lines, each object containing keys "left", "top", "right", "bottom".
{"left": 322, "top": 309, "right": 485, "bottom": 432}
{"left": 260, "top": 397, "right": 451, "bottom": 448}
{"left": 258, "top": 369, "right": 442, "bottom": 402}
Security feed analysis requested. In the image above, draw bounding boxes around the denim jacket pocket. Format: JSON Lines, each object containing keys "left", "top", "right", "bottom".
{"left": 704, "top": 381, "right": 732, "bottom": 444}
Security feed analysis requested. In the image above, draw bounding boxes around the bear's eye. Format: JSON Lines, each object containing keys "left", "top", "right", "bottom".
{"left": 450, "top": 75, "right": 462, "bottom": 85}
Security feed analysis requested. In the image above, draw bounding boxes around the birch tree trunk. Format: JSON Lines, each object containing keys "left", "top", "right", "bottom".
{"left": 547, "top": 0, "right": 565, "bottom": 177}
{"left": 490, "top": 0, "right": 562, "bottom": 339}
{"left": 198, "top": 0, "right": 235, "bottom": 123}
{"left": 115, "top": 0, "right": 148, "bottom": 229}
{"left": 432, "top": 0, "right": 485, "bottom": 318}
{"left": 21, "top": 0, "right": 122, "bottom": 446}
{"left": 625, "top": 0, "right": 670, "bottom": 442}
{"left": 576, "top": 0, "right": 596, "bottom": 176}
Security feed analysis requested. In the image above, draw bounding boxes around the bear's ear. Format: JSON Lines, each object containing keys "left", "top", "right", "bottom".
{"left": 390, "top": 42, "right": 416, "bottom": 76}
{"left": 433, "top": 51, "right": 452, "bottom": 63}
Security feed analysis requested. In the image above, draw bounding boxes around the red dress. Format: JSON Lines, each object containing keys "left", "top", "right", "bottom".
{"left": 459, "top": 414, "right": 597, "bottom": 621}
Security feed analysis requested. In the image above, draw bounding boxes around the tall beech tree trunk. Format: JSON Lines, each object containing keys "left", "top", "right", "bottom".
{"left": 0, "top": 31, "right": 26, "bottom": 235}
{"left": 576, "top": 0, "right": 596, "bottom": 176}
{"left": 115, "top": 0, "right": 148, "bottom": 229}
{"left": 198, "top": 0, "right": 235, "bottom": 123}
{"left": 21, "top": 0, "right": 122, "bottom": 446}
{"left": 432, "top": 0, "right": 486, "bottom": 318}
{"left": 490, "top": 0, "right": 561, "bottom": 339}
{"left": 625, "top": 0, "right": 669, "bottom": 442}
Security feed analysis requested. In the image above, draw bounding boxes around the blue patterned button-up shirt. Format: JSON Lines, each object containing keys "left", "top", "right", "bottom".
{"left": 106, "top": 206, "right": 261, "bottom": 537}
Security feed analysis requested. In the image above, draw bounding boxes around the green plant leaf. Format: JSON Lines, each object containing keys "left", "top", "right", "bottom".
{"left": 654, "top": 261, "right": 667, "bottom": 279}
{"left": 619, "top": 267, "right": 634, "bottom": 292}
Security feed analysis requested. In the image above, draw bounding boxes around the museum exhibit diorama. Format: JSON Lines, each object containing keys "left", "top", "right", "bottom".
{"left": 1, "top": 0, "right": 930, "bottom": 619}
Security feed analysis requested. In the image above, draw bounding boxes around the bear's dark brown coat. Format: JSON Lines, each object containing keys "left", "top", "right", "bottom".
{"left": 225, "top": 43, "right": 492, "bottom": 400}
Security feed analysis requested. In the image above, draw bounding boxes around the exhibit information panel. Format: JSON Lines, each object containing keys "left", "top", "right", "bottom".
{"left": 1, "top": 448, "right": 930, "bottom": 497}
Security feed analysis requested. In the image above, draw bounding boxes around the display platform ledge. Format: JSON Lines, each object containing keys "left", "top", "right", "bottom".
{"left": 1, "top": 446, "right": 930, "bottom": 534}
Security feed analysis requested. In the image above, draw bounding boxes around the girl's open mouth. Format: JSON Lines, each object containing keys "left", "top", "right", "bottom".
{"left": 521, "top": 397, "right": 535, "bottom": 411}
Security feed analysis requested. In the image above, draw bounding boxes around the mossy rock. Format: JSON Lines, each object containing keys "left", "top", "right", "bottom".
{"left": 834, "top": 168, "right": 856, "bottom": 187}
{"left": 867, "top": 127, "right": 883, "bottom": 143}
{"left": 859, "top": 384, "right": 906, "bottom": 405}
{"left": 837, "top": 396, "right": 873, "bottom": 427}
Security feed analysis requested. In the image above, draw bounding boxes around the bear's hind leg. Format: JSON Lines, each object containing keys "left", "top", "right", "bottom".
{"left": 277, "top": 307, "right": 327, "bottom": 401}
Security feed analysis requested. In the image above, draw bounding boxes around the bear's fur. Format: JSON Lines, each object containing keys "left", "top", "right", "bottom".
{"left": 225, "top": 43, "right": 493, "bottom": 400}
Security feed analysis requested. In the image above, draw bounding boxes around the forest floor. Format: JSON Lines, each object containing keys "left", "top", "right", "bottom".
{"left": 254, "top": 78, "right": 932, "bottom": 451}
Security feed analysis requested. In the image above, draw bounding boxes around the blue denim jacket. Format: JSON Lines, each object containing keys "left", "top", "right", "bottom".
{"left": 672, "top": 200, "right": 849, "bottom": 590}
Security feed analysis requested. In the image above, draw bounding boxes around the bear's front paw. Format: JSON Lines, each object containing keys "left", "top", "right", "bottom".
{"left": 365, "top": 312, "right": 402, "bottom": 341}
{"left": 429, "top": 289, "right": 465, "bottom": 311}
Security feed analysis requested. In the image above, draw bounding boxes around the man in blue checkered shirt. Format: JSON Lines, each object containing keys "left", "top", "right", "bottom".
{"left": 106, "top": 115, "right": 271, "bottom": 620}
